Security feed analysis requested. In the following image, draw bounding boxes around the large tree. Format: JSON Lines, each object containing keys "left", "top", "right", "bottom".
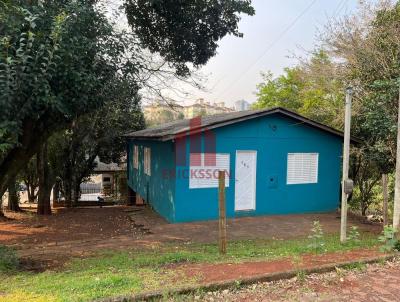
{"left": 0, "top": 0, "right": 255, "bottom": 213}
{"left": 253, "top": 49, "right": 344, "bottom": 128}
{"left": 0, "top": 1, "right": 128, "bottom": 201}
{"left": 252, "top": 3, "right": 400, "bottom": 216}
{"left": 57, "top": 83, "right": 144, "bottom": 207}
{"left": 323, "top": 1, "right": 400, "bottom": 217}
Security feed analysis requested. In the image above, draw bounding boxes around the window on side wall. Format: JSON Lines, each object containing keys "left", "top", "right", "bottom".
{"left": 144, "top": 147, "right": 151, "bottom": 176}
{"left": 287, "top": 153, "right": 318, "bottom": 184}
{"left": 133, "top": 145, "right": 139, "bottom": 169}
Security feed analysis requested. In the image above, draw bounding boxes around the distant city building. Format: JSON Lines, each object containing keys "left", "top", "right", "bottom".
{"left": 234, "top": 99, "right": 250, "bottom": 111}
{"left": 183, "top": 98, "right": 235, "bottom": 118}
{"left": 143, "top": 101, "right": 184, "bottom": 126}
{"left": 143, "top": 98, "right": 235, "bottom": 125}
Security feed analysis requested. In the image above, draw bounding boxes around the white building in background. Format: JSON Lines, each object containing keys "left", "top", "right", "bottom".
{"left": 143, "top": 100, "right": 184, "bottom": 126}
{"left": 183, "top": 98, "right": 235, "bottom": 118}
{"left": 234, "top": 99, "right": 250, "bottom": 111}
{"left": 143, "top": 98, "right": 236, "bottom": 125}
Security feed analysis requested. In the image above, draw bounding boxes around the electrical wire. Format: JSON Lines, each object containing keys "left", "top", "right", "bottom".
{"left": 213, "top": 0, "right": 318, "bottom": 101}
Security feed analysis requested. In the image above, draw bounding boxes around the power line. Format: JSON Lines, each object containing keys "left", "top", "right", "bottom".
{"left": 332, "top": 0, "right": 348, "bottom": 17}
{"left": 213, "top": 0, "right": 318, "bottom": 101}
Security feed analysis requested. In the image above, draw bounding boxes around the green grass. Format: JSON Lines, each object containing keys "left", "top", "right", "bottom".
{"left": 160, "top": 233, "right": 379, "bottom": 263}
{"left": 0, "top": 245, "right": 19, "bottom": 273}
{"left": 341, "top": 261, "right": 367, "bottom": 271}
{"left": 0, "top": 233, "right": 379, "bottom": 302}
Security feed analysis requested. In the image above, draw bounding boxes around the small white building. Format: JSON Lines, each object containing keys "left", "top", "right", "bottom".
{"left": 79, "top": 159, "right": 127, "bottom": 202}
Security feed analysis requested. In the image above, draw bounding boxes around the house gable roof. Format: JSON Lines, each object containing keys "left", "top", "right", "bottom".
{"left": 125, "top": 107, "right": 355, "bottom": 142}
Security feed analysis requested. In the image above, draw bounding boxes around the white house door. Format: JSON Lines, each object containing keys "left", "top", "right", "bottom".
{"left": 234, "top": 151, "right": 257, "bottom": 211}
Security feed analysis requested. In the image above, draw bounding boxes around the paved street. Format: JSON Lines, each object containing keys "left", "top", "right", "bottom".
{"left": 177, "top": 258, "right": 400, "bottom": 302}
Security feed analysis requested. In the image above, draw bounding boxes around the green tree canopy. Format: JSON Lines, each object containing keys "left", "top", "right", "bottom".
{"left": 0, "top": 0, "right": 255, "bottom": 198}
{"left": 54, "top": 83, "right": 144, "bottom": 206}
{"left": 253, "top": 2, "right": 400, "bottom": 215}
{"left": 124, "top": 0, "right": 254, "bottom": 76}
{"left": 253, "top": 50, "right": 344, "bottom": 127}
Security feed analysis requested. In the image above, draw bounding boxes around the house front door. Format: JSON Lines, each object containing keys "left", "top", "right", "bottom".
{"left": 234, "top": 150, "right": 257, "bottom": 211}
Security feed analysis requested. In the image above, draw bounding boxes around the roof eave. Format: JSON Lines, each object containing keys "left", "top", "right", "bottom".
{"left": 125, "top": 107, "right": 362, "bottom": 144}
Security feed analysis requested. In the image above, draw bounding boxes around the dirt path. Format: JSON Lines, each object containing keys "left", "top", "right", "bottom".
{"left": 179, "top": 249, "right": 384, "bottom": 283}
{"left": 0, "top": 206, "right": 155, "bottom": 268}
{"left": 0, "top": 206, "right": 382, "bottom": 269}
{"left": 0, "top": 206, "right": 142, "bottom": 245}
{"left": 175, "top": 258, "right": 400, "bottom": 302}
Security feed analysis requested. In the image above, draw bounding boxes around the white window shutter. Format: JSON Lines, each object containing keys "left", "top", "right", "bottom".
{"left": 189, "top": 153, "right": 230, "bottom": 189}
{"left": 287, "top": 153, "right": 318, "bottom": 184}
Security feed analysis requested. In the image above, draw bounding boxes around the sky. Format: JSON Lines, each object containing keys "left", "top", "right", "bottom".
{"left": 166, "top": 0, "right": 362, "bottom": 107}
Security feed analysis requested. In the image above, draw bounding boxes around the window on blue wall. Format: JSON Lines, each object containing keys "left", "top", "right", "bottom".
{"left": 144, "top": 147, "right": 151, "bottom": 176}
{"left": 133, "top": 145, "right": 139, "bottom": 169}
{"left": 287, "top": 153, "right": 318, "bottom": 184}
{"left": 189, "top": 153, "right": 230, "bottom": 189}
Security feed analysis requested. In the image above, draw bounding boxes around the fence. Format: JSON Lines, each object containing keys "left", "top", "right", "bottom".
{"left": 78, "top": 172, "right": 128, "bottom": 204}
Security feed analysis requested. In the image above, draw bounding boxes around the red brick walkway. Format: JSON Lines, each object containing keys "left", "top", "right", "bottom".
{"left": 333, "top": 265, "right": 400, "bottom": 302}
{"left": 195, "top": 259, "right": 400, "bottom": 301}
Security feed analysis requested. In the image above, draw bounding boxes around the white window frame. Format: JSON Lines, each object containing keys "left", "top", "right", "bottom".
{"left": 144, "top": 147, "right": 151, "bottom": 176}
{"left": 133, "top": 145, "right": 139, "bottom": 169}
{"left": 287, "top": 153, "right": 319, "bottom": 185}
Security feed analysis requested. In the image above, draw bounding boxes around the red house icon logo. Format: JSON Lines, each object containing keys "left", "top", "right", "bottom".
{"left": 174, "top": 116, "right": 216, "bottom": 167}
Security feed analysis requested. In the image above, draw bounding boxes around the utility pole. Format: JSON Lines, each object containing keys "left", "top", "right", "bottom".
{"left": 340, "top": 87, "right": 353, "bottom": 243}
{"left": 393, "top": 84, "right": 400, "bottom": 232}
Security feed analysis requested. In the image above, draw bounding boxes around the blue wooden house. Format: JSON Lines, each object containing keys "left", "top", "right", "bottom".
{"left": 125, "top": 107, "right": 345, "bottom": 223}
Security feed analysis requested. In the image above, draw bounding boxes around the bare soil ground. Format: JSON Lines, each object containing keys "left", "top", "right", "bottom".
{"left": 0, "top": 205, "right": 382, "bottom": 270}
{"left": 179, "top": 258, "right": 400, "bottom": 302}
{"left": 0, "top": 206, "right": 140, "bottom": 245}
{"left": 180, "top": 249, "right": 384, "bottom": 284}
{"left": 0, "top": 206, "right": 151, "bottom": 269}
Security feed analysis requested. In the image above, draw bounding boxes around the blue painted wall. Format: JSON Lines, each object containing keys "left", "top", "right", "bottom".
{"left": 127, "top": 140, "right": 176, "bottom": 222}
{"left": 174, "top": 113, "right": 342, "bottom": 222}
{"left": 128, "top": 113, "right": 343, "bottom": 223}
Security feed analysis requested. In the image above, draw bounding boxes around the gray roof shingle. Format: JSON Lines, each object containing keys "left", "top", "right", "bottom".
{"left": 125, "top": 107, "right": 349, "bottom": 142}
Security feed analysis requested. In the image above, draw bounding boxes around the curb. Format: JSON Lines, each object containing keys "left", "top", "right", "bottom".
{"left": 97, "top": 254, "right": 396, "bottom": 302}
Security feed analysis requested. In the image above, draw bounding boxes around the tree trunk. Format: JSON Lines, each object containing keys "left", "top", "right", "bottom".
{"left": 7, "top": 176, "right": 21, "bottom": 212}
{"left": 72, "top": 178, "right": 81, "bottom": 206}
{"left": 52, "top": 180, "right": 60, "bottom": 204}
{"left": 63, "top": 157, "right": 74, "bottom": 208}
{"left": 25, "top": 180, "right": 37, "bottom": 203}
{"left": 37, "top": 143, "right": 52, "bottom": 215}
{"left": 37, "top": 186, "right": 52, "bottom": 215}
{"left": 0, "top": 116, "right": 55, "bottom": 198}
{"left": 64, "top": 179, "right": 73, "bottom": 208}
{"left": 28, "top": 185, "right": 36, "bottom": 203}
{"left": 360, "top": 189, "right": 366, "bottom": 216}
{"left": 393, "top": 85, "right": 400, "bottom": 231}
{"left": 361, "top": 203, "right": 367, "bottom": 217}
{"left": 0, "top": 203, "right": 4, "bottom": 217}
{"left": 382, "top": 174, "right": 389, "bottom": 227}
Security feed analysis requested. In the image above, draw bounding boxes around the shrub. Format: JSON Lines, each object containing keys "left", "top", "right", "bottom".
{"left": 378, "top": 225, "right": 399, "bottom": 252}
{"left": 307, "top": 221, "right": 325, "bottom": 253}
{"left": 347, "top": 226, "right": 360, "bottom": 243}
{"left": 0, "top": 245, "right": 19, "bottom": 272}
